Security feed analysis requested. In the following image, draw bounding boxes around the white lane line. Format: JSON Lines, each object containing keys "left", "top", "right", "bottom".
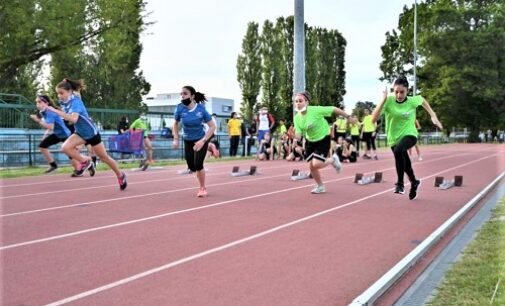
{"left": 0, "top": 160, "right": 257, "bottom": 188}
{"left": 0, "top": 152, "right": 464, "bottom": 217}
{"left": 0, "top": 162, "right": 343, "bottom": 199}
{"left": 1, "top": 153, "right": 495, "bottom": 251}
{"left": 42, "top": 154, "right": 499, "bottom": 306}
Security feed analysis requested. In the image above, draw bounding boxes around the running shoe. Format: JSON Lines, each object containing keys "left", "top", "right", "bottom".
{"left": 74, "top": 160, "right": 93, "bottom": 176}
{"left": 311, "top": 185, "right": 326, "bottom": 194}
{"left": 394, "top": 183, "right": 405, "bottom": 194}
{"left": 44, "top": 165, "right": 58, "bottom": 174}
{"left": 88, "top": 161, "right": 96, "bottom": 177}
{"left": 70, "top": 169, "right": 82, "bottom": 177}
{"left": 141, "top": 163, "right": 149, "bottom": 171}
{"left": 409, "top": 179, "right": 421, "bottom": 200}
{"left": 197, "top": 187, "right": 208, "bottom": 197}
{"left": 118, "top": 172, "right": 127, "bottom": 190}
{"left": 331, "top": 154, "right": 342, "bottom": 173}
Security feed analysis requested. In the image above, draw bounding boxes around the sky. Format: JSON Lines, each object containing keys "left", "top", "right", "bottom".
{"left": 139, "top": 0, "right": 413, "bottom": 112}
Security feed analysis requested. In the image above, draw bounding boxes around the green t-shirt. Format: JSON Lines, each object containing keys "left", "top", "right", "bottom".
{"left": 294, "top": 106, "right": 334, "bottom": 142}
{"left": 130, "top": 118, "right": 149, "bottom": 136}
{"left": 349, "top": 122, "right": 361, "bottom": 136}
{"left": 362, "top": 115, "right": 376, "bottom": 132}
{"left": 277, "top": 124, "right": 287, "bottom": 135}
{"left": 381, "top": 95, "right": 423, "bottom": 146}
{"left": 334, "top": 118, "right": 347, "bottom": 132}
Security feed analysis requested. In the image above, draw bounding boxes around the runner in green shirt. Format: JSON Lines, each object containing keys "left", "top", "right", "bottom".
{"left": 129, "top": 112, "right": 154, "bottom": 170}
{"left": 293, "top": 91, "right": 356, "bottom": 194}
{"left": 372, "top": 75, "right": 442, "bottom": 200}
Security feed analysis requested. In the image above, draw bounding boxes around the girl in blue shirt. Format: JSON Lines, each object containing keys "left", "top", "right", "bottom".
{"left": 46, "top": 78, "right": 127, "bottom": 190}
{"left": 172, "top": 86, "right": 216, "bottom": 197}
{"left": 29, "top": 95, "right": 71, "bottom": 173}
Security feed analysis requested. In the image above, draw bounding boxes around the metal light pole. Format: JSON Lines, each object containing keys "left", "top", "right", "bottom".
{"left": 293, "top": 0, "right": 305, "bottom": 109}
{"left": 413, "top": 0, "right": 418, "bottom": 95}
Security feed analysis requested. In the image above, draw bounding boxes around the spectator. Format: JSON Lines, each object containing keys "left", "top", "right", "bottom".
{"left": 117, "top": 116, "right": 129, "bottom": 134}
{"left": 227, "top": 112, "right": 241, "bottom": 157}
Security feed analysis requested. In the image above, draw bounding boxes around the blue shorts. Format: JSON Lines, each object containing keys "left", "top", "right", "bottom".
{"left": 258, "top": 130, "right": 269, "bottom": 142}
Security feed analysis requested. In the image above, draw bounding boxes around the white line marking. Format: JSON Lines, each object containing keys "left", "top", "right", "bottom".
{"left": 0, "top": 152, "right": 465, "bottom": 217}
{"left": 1, "top": 154, "right": 495, "bottom": 251}
{"left": 42, "top": 154, "right": 499, "bottom": 306}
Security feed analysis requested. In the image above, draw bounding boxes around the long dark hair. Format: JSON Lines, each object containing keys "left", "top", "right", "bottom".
{"left": 393, "top": 75, "right": 409, "bottom": 88}
{"left": 37, "top": 95, "right": 59, "bottom": 109}
{"left": 183, "top": 85, "right": 207, "bottom": 103}
{"left": 56, "top": 78, "right": 86, "bottom": 92}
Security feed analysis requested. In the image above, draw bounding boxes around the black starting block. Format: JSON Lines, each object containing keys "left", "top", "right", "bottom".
{"left": 290, "top": 169, "right": 312, "bottom": 181}
{"left": 435, "top": 175, "right": 463, "bottom": 190}
{"left": 354, "top": 172, "right": 383, "bottom": 185}
{"left": 231, "top": 165, "right": 258, "bottom": 177}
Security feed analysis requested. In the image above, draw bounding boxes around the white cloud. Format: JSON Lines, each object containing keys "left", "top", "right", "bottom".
{"left": 140, "top": 0, "right": 413, "bottom": 112}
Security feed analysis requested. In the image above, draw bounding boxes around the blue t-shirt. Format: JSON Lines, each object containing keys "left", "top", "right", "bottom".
{"left": 59, "top": 95, "right": 98, "bottom": 140}
{"left": 41, "top": 110, "right": 71, "bottom": 139}
{"left": 174, "top": 103, "right": 212, "bottom": 141}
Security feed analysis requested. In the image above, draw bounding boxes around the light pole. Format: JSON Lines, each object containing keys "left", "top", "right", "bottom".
{"left": 413, "top": 0, "right": 418, "bottom": 95}
{"left": 293, "top": 0, "right": 305, "bottom": 117}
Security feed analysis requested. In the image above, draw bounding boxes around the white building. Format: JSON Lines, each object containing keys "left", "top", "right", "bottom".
{"left": 143, "top": 93, "right": 235, "bottom": 132}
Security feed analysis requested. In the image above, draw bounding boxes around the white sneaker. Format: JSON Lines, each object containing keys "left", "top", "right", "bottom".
{"left": 311, "top": 185, "right": 326, "bottom": 194}
{"left": 331, "top": 154, "right": 342, "bottom": 173}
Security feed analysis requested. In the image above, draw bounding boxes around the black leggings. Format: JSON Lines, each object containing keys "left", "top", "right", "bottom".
{"left": 391, "top": 136, "right": 417, "bottom": 185}
{"left": 229, "top": 135, "right": 240, "bottom": 156}
{"left": 184, "top": 140, "right": 209, "bottom": 172}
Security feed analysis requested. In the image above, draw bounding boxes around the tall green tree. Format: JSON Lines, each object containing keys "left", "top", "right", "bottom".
{"left": 1, "top": 0, "right": 150, "bottom": 110}
{"left": 237, "top": 22, "right": 262, "bottom": 122}
{"left": 276, "top": 16, "right": 294, "bottom": 122}
{"left": 380, "top": 0, "right": 505, "bottom": 139}
{"left": 260, "top": 20, "right": 284, "bottom": 120}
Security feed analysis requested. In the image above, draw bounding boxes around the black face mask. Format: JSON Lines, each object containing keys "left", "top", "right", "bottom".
{"left": 181, "top": 98, "right": 192, "bottom": 106}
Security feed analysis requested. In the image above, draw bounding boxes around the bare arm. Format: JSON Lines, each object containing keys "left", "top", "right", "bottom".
{"left": 45, "top": 106, "right": 79, "bottom": 123}
{"left": 372, "top": 87, "right": 388, "bottom": 124}
{"left": 421, "top": 99, "right": 443, "bottom": 129}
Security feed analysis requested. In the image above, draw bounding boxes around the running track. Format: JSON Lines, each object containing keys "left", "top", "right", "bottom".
{"left": 1, "top": 144, "right": 504, "bottom": 306}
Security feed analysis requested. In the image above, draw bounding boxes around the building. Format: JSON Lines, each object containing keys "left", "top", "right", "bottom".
{"left": 143, "top": 93, "right": 234, "bottom": 132}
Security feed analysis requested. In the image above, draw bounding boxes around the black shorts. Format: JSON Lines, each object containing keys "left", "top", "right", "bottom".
{"left": 305, "top": 135, "right": 331, "bottom": 162}
{"left": 76, "top": 133, "right": 102, "bottom": 146}
{"left": 39, "top": 134, "right": 67, "bottom": 149}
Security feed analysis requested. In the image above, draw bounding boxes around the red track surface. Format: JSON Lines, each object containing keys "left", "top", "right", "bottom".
{"left": 1, "top": 144, "right": 504, "bottom": 306}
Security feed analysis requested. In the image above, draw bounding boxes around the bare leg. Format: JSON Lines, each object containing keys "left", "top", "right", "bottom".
{"left": 92, "top": 143, "right": 122, "bottom": 177}
{"left": 40, "top": 148, "right": 54, "bottom": 164}
{"left": 196, "top": 169, "right": 205, "bottom": 188}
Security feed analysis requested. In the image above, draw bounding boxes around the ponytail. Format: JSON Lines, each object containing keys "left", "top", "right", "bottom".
{"left": 183, "top": 85, "right": 207, "bottom": 104}
{"left": 56, "top": 78, "right": 86, "bottom": 92}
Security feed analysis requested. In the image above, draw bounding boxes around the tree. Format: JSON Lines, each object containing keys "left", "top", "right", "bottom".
{"left": 0, "top": 0, "right": 151, "bottom": 110}
{"left": 237, "top": 22, "right": 262, "bottom": 122}
{"left": 379, "top": 0, "right": 505, "bottom": 140}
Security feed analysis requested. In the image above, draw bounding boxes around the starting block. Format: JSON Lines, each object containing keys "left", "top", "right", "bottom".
{"left": 290, "top": 169, "right": 312, "bottom": 181}
{"left": 435, "top": 175, "right": 463, "bottom": 190}
{"left": 231, "top": 165, "right": 258, "bottom": 177}
{"left": 354, "top": 172, "right": 383, "bottom": 185}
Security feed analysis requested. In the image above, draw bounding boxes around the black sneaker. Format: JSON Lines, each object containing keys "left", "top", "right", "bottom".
{"left": 118, "top": 172, "right": 127, "bottom": 190}
{"left": 141, "top": 163, "right": 149, "bottom": 171}
{"left": 71, "top": 169, "right": 82, "bottom": 177}
{"left": 88, "top": 161, "right": 96, "bottom": 177}
{"left": 394, "top": 183, "right": 405, "bottom": 194}
{"left": 409, "top": 179, "right": 422, "bottom": 200}
{"left": 74, "top": 160, "right": 92, "bottom": 176}
{"left": 44, "top": 165, "right": 58, "bottom": 174}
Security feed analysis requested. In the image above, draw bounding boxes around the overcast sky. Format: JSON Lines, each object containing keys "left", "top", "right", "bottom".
{"left": 140, "top": 0, "right": 413, "bottom": 111}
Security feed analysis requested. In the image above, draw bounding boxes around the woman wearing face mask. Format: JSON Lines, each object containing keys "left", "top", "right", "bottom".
{"left": 372, "top": 75, "right": 442, "bottom": 200}
{"left": 293, "top": 91, "right": 356, "bottom": 194}
{"left": 130, "top": 112, "right": 154, "bottom": 170}
{"left": 172, "top": 86, "right": 216, "bottom": 197}
{"left": 46, "top": 78, "right": 127, "bottom": 190}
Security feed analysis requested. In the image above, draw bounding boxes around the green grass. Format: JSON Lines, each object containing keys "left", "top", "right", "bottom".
{"left": 0, "top": 156, "right": 252, "bottom": 179}
{"left": 427, "top": 197, "right": 505, "bottom": 306}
